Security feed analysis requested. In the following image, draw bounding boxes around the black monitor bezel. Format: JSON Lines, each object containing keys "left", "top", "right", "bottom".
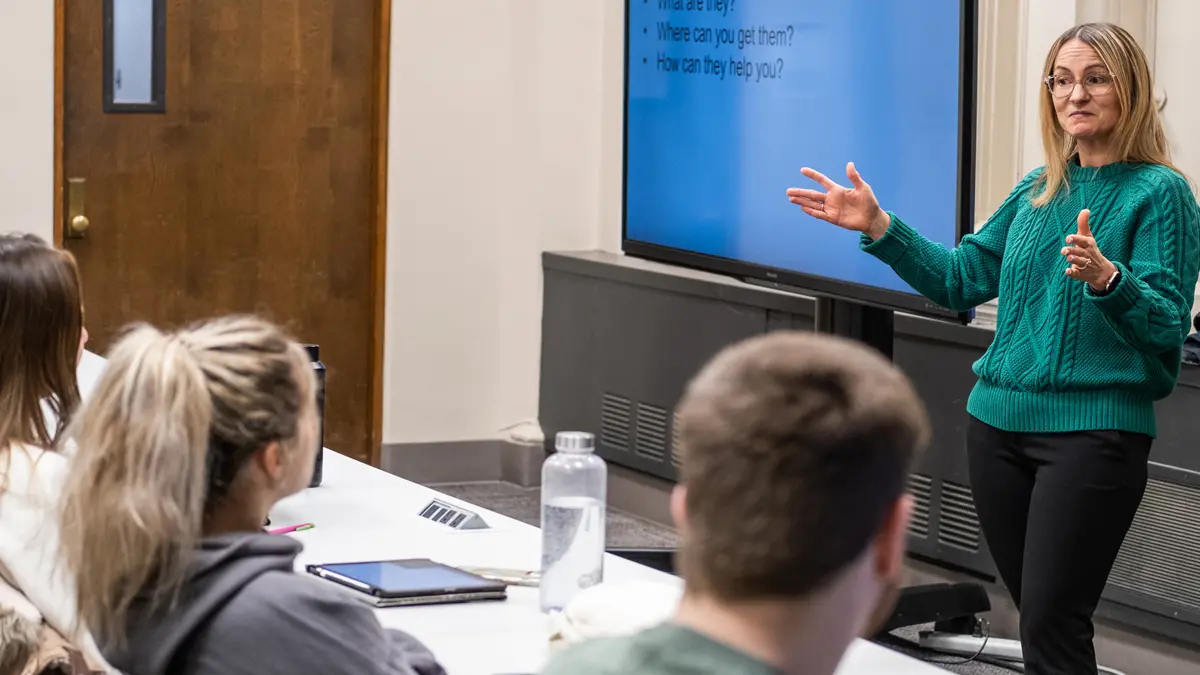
{"left": 620, "top": 0, "right": 980, "bottom": 323}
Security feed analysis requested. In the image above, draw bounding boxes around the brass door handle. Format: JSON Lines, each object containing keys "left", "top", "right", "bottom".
{"left": 66, "top": 177, "right": 90, "bottom": 238}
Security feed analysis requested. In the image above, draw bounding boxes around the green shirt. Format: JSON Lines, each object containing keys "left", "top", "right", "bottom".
{"left": 541, "top": 624, "right": 781, "bottom": 675}
{"left": 862, "top": 162, "right": 1200, "bottom": 436}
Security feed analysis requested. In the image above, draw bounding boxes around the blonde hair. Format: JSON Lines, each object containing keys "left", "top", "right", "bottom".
{"left": 1033, "top": 22, "right": 1178, "bottom": 207}
{"left": 59, "top": 316, "right": 313, "bottom": 644}
{"left": 0, "top": 607, "right": 39, "bottom": 675}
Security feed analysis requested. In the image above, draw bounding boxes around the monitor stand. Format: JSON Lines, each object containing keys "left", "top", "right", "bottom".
{"left": 809, "top": 298, "right": 1019, "bottom": 668}
{"left": 812, "top": 296, "right": 894, "bottom": 359}
{"left": 737, "top": 278, "right": 896, "bottom": 358}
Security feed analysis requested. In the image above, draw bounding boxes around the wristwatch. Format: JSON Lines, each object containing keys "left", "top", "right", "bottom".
{"left": 1094, "top": 268, "right": 1122, "bottom": 297}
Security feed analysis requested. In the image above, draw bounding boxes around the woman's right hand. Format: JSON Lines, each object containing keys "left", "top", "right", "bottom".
{"left": 786, "top": 162, "right": 891, "bottom": 240}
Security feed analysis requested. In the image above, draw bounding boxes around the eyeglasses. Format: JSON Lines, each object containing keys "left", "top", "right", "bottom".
{"left": 1044, "top": 72, "right": 1114, "bottom": 99}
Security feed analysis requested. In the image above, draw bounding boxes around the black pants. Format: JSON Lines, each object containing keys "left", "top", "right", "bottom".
{"left": 966, "top": 418, "right": 1151, "bottom": 675}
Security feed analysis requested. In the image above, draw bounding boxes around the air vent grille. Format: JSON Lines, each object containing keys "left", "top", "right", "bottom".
{"left": 600, "top": 393, "right": 632, "bottom": 452}
{"left": 938, "top": 480, "right": 981, "bottom": 552}
{"left": 635, "top": 403, "right": 669, "bottom": 462}
{"left": 671, "top": 411, "right": 683, "bottom": 468}
{"left": 907, "top": 473, "right": 933, "bottom": 538}
{"left": 1109, "top": 478, "right": 1200, "bottom": 611}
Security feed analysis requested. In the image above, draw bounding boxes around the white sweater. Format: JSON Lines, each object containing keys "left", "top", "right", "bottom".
{"left": 0, "top": 442, "right": 109, "bottom": 669}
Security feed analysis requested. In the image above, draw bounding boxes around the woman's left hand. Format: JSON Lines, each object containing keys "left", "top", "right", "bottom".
{"left": 1063, "top": 209, "right": 1117, "bottom": 291}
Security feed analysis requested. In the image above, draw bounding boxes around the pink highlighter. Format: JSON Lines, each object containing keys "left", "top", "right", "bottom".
{"left": 268, "top": 523, "right": 315, "bottom": 535}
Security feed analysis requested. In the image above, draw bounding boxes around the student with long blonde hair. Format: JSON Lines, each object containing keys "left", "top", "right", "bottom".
{"left": 59, "top": 316, "right": 444, "bottom": 675}
{"left": 0, "top": 232, "right": 105, "bottom": 672}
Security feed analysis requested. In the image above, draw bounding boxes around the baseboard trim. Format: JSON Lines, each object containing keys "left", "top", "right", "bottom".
{"left": 380, "top": 440, "right": 544, "bottom": 487}
{"left": 608, "top": 463, "right": 674, "bottom": 527}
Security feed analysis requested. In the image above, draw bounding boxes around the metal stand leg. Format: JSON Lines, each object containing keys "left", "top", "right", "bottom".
{"left": 813, "top": 296, "right": 894, "bottom": 359}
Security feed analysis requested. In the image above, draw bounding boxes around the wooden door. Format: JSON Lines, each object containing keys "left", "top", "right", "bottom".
{"left": 55, "top": 0, "right": 390, "bottom": 465}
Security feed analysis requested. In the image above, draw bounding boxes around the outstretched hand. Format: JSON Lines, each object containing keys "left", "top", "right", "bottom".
{"left": 786, "top": 162, "right": 891, "bottom": 240}
{"left": 1062, "top": 209, "right": 1116, "bottom": 290}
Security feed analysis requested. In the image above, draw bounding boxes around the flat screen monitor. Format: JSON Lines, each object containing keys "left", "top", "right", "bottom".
{"left": 622, "top": 0, "right": 977, "bottom": 321}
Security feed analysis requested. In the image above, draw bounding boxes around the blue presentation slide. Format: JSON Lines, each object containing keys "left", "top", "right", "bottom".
{"left": 625, "top": 0, "right": 964, "bottom": 295}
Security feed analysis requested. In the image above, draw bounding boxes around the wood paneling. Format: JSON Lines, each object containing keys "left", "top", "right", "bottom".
{"left": 59, "top": 0, "right": 388, "bottom": 463}
{"left": 370, "top": 0, "right": 392, "bottom": 468}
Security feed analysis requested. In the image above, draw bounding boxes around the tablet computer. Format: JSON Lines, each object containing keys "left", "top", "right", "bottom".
{"left": 306, "top": 558, "right": 508, "bottom": 608}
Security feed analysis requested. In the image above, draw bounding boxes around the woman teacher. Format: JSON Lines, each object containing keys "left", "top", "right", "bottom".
{"left": 787, "top": 23, "right": 1200, "bottom": 675}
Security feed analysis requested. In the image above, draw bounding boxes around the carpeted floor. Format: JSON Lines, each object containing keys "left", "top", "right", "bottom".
{"left": 431, "top": 481, "right": 1018, "bottom": 674}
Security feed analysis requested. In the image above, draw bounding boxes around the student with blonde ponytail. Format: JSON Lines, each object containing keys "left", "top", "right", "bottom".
{"left": 60, "top": 316, "right": 444, "bottom": 675}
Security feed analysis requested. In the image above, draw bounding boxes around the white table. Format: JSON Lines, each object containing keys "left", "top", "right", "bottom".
{"left": 76, "top": 352, "right": 943, "bottom": 673}
{"left": 271, "top": 450, "right": 948, "bottom": 675}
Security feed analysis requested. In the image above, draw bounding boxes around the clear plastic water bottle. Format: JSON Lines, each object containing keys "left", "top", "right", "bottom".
{"left": 540, "top": 431, "right": 607, "bottom": 613}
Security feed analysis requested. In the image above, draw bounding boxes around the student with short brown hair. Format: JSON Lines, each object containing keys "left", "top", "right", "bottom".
{"left": 542, "top": 331, "right": 929, "bottom": 675}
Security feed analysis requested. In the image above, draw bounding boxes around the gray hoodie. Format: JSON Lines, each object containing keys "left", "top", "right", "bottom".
{"left": 101, "top": 532, "right": 445, "bottom": 675}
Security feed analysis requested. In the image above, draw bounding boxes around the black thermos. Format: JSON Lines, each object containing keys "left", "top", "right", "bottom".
{"left": 303, "top": 344, "right": 326, "bottom": 487}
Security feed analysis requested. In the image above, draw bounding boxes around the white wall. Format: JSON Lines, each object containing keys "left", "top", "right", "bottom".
{"left": 1157, "top": 1, "right": 1200, "bottom": 183}
{"left": 0, "top": 2, "right": 54, "bottom": 241}
{"left": 1156, "top": 0, "right": 1200, "bottom": 308}
{"left": 382, "top": 1, "right": 618, "bottom": 444}
{"left": 1016, "top": 1, "right": 1079, "bottom": 175}
{"left": 982, "top": 0, "right": 1163, "bottom": 209}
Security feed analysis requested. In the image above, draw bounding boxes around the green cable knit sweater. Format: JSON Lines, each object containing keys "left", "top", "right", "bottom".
{"left": 862, "top": 161, "right": 1200, "bottom": 436}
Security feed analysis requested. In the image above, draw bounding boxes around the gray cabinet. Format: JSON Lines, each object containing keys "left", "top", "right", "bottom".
{"left": 539, "top": 250, "right": 1200, "bottom": 646}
